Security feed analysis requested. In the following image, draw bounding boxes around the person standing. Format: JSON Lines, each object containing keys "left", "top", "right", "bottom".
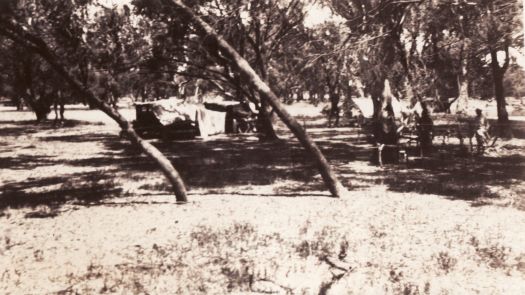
{"left": 474, "top": 108, "right": 489, "bottom": 153}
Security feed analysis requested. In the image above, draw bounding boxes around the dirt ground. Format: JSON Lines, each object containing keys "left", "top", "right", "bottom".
{"left": 1, "top": 100, "right": 525, "bottom": 294}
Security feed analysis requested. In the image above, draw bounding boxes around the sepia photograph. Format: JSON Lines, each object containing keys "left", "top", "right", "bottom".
{"left": 1, "top": 0, "right": 524, "bottom": 293}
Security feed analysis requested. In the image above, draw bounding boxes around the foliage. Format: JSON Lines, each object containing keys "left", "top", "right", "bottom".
{"left": 0, "top": 0, "right": 523, "bottom": 122}
{"left": 504, "top": 65, "right": 525, "bottom": 98}
{"left": 322, "top": 0, "right": 522, "bottom": 122}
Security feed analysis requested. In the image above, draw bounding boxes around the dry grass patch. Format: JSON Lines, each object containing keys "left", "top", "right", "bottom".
{"left": 1, "top": 105, "right": 525, "bottom": 294}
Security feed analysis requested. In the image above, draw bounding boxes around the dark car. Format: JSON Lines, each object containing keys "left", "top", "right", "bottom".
{"left": 132, "top": 102, "right": 199, "bottom": 140}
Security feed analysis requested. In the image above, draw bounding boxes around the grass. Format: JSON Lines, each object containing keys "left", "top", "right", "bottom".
{"left": 1, "top": 102, "right": 525, "bottom": 294}
{"left": 20, "top": 216, "right": 522, "bottom": 294}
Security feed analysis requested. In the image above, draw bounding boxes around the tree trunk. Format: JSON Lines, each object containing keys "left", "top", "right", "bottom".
{"left": 26, "top": 93, "right": 53, "bottom": 122}
{"left": 493, "top": 71, "right": 509, "bottom": 123}
{"left": 452, "top": 43, "right": 470, "bottom": 114}
{"left": 15, "top": 96, "right": 24, "bottom": 110}
{"left": 57, "top": 73, "right": 187, "bottom": 203}
{"left": 371, "top": 95, "right": 382, "bottom": 120}
{"left": 457, "top": 62, "right": 469, "bottom": 104}
{"left": 171, "top": 0, "right": 346, "bottom": 197}
{"left": 0, "top": 25, "right": 189, "bottom": 203}
{"left": 257, "top": 97, "right": 279, "bottom": 141}
{"left": 490, "top": 49, "right": 509, "bottom": 123}
{"left": 252, "top": 61, "right": 277, "bottom": 140}
{"left": 487, "top": 44, "right": 513, "bottom": 138}
{"left": 328, "top": 86, "right": 340, "bottom": 127}
{"left": 33, "top": 103, "right": 50, "bottom": 122}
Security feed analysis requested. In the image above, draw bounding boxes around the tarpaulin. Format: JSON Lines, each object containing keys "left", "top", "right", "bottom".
{"left": 197, "top": 107, "right": 226, "bottom": 139}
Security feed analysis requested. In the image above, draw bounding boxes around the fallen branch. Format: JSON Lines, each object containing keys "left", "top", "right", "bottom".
{"left": 318, "top": 255, "right": 354, "bottom": 295}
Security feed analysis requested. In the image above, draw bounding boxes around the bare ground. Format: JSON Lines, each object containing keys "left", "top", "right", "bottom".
{"left": 1, "top": 101, "right": 525, "bottom": 294}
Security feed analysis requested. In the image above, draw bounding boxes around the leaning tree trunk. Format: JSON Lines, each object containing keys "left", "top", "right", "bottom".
{"left": 170, "top": 0, "right": 346, "bottom": 197}
{"left": 0, "top": 24, "right": 188, "bottom": 202}
{"left": 48, "top": 59, "right": 188, "bottom": 202}
{"left": 47, "top": 60, "right": 188, "bottom": 202}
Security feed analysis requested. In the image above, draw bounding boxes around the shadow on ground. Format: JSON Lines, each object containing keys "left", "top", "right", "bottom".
{"left": 1, "top": 118, "right": 524, "bottom": 214}
{"left": 367, "top": 153, "right": 523, "bottom": 205}
{"left": 0, "top": 119, "right": 104, "bottom": 137}
{"left": 1, "top": 170, "right": 123, "bottom": 214}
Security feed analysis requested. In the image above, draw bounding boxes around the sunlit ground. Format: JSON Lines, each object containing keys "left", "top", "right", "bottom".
{"left": 1, "top": 99, "right": 524, "bottom": 294}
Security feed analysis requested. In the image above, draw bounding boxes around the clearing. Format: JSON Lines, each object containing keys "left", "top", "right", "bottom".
{"left": 1, "top": 100, "right": 525, "bottom": 294}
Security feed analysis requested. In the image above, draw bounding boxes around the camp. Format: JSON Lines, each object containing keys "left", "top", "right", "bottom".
{"left": 132, "top": 99, "right": 257, "bottom": 140}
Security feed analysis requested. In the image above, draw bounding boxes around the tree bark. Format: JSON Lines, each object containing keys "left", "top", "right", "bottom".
{"left": 15, "top": 97, "right": 24, "bottom": 111}
{"left": 32, "top": 97, "right": 52, "bottom": 122}
{"left": 493, "top": 71, "right": 509, "bottom": 122}
{"left": 52, "top": 63, "right": 188, "bottom": 203}
{"left": 0, "top": 24, "right": 189, "bottom": 202}
{"left": 327, "top": 82, "right": 340, "bottom": 127}
{"left": 490, "top": 49, "right": 509, "bottom": 123}
{"left": 451, "top": 29, "right": 470, "bottom": 114}
{"left": 254, "top": 59, "right": 279, "bottom": 140}
{"left": 257, "top": 97, "right": 279, "bottom": 141}
{"left": 170, "top": 0, "right": 346, "bottom": 197}
{"left": 456, "top": 55, "right": 469, "bottom": 110}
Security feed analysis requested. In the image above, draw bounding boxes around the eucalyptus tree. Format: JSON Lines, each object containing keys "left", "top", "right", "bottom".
{"left": 125, "top": 0, "right": 347, "bottom": 196}
{"left": 240, "top": 0, "right": 308, "bottom": 139}
{"left": 0, "top": 0, "right": 189, "bottom": 202}
{"left": 475, "top": 0, "right": 522, "bottom": 123}
{"left": 299, "top": 21, "right": 352, "bottom": 126}
{"left": 0, "top": 0, "right": 349, "bottom": 200}
{"left": 166, "top": 0, "right": 346, "bottom": 197}
{"left": 132, "top": 0, "right": 309, "bottom": 141}
{"left": 0, "top": 0, "right": 83, "bottom": 120}
{"left": 409, "top": 0, "right": 522, "bottom": 123}
{"left": 325, "top": 0, "right": 424, "bottom": 119}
